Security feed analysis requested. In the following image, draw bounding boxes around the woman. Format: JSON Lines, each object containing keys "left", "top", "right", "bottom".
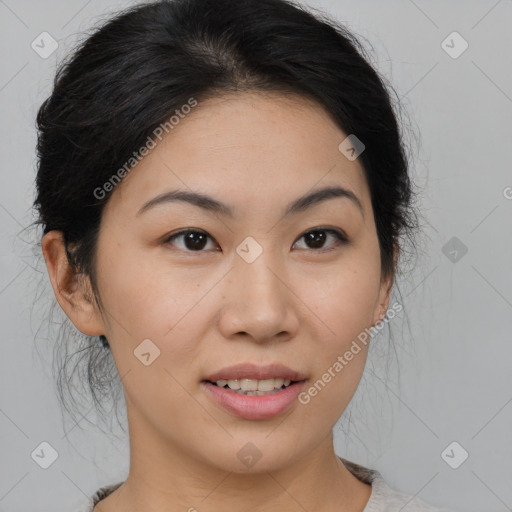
{"left": 34, "top": 0, "right": 457, "bottom": 510}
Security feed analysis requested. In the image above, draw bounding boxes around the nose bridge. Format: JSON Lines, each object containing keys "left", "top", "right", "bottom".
{"left": 234, "top": 238, "right": 283, "bottom": 304}
{"left": 220, "top": 237, "right": 295, "bottom": 340}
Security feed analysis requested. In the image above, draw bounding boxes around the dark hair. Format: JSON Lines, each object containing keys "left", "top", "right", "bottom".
{"left": 33, "top": 0, "right": 421, "bottom": 433}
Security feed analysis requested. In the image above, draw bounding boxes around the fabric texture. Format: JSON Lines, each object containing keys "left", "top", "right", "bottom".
{"left": 74, "top": 456, "right": 458, "bottom": 511}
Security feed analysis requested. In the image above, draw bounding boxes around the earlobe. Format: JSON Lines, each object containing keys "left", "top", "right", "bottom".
{"left": 372, "top": 251, "right": 397, "bottom": 327}
{"left": 372, "top": 277, "right": 393, "bottom": 327}
{"left": 41, "top": 231, "right": 104, "bottom": 336}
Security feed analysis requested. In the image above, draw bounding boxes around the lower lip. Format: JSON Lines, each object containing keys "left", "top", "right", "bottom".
{"left": 202, "top": 381, "right": 306, "bottom": 420}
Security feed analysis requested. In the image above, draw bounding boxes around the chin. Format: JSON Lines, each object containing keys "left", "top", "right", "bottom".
{"left": 197, "top": 438, "right": 304, "bottom": 475}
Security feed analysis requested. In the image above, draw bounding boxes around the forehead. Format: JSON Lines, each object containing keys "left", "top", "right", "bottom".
{"left": 104, "top": 92, "right": 371, "bottom": 219}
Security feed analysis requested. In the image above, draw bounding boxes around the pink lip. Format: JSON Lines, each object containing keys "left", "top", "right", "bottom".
{"left": 202, "top": 380, "right": 306, "bottom": 420}
{"left": 203, "top": 363, "right": 307, "bottom": 382}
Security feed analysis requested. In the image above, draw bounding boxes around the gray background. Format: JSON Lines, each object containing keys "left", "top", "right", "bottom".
{"left": 1, "top": 0, "right": 511, "bottom": 511}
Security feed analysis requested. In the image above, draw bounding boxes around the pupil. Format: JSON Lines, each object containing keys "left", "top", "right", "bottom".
{"left": 185, "top": 232, "right": 207, "bottom": 250}
{"left": 306, "top": 230, "right": 325, "bottom": 249}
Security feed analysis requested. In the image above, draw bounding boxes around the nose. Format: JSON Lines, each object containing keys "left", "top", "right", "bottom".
{"left": 217, "top": 249, "right": 300, "bottom": 344}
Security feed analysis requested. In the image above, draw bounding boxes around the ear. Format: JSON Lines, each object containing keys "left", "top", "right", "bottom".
{"left": 371, "top": 247, "right": 397, "bottom": 326}
{"left": 41, "top": 231, "right": 105, "bottom": 336}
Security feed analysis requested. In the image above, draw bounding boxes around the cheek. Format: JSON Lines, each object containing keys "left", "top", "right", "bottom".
{"left": 94, "top": 240, "right": 208, "bottom": 382}
{"left": 295, "top": 281, "right": 373, "bottom": 425}
{"left": 299, "top": 256, "right": 381, "bottom": 345}
{"left": 97, "top": 238, "right": 205, "bottom": 334}
{"left": 294, "top": 252, "right": 380, "bottom": 409}
{"left": 95, "top": 244, "right": 213, "bottom": 416}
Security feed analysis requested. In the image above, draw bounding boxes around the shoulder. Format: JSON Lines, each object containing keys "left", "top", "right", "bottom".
{"left": 369, "top": 475, "right": 458, "bottom": 512}
{"left": 72, "top": 482, "right": 124, "bottom": 512}
{"left": 339, "top": 456, "right": 459, "bottom": 512}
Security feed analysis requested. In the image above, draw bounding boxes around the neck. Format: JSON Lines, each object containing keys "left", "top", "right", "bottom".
{"left": 98, "top": 410, "right": 371, "bottom": 512}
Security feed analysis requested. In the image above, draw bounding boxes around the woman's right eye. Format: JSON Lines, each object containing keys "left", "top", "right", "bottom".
{"left": 163, "top": 229, "right": 219, "bottom": 252}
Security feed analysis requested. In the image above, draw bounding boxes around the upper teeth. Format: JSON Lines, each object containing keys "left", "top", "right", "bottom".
{"left": 215, "top": 378, "right": 292, "bottom": 391}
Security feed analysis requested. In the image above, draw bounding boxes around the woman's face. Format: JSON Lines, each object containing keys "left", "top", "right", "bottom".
{"left": 79, "top": 92, "right": 392, "bottom": 472}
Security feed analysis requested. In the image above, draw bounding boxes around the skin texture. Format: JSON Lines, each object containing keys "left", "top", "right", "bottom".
{"left": 42, "top": 92, "right": 394, "bottom": 512}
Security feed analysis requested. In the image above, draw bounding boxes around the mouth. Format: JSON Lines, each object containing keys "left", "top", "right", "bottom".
{"left": 204, "top": 377, "right": 302, "bottom": 396}
{"left": 203, "top": 362, "right": 307, "bottom": 384}
{"left": 201, "top": 363, "right": 308, "bottom": 420}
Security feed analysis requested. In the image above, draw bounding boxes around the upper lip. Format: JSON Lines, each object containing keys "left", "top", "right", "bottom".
{"left": 203, "top": 363, "right": 307, "bottom": 382}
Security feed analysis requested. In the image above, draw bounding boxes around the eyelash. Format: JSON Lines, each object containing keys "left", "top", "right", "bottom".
{"left": 162, "top": 226, "right": 348, "bottom": 254}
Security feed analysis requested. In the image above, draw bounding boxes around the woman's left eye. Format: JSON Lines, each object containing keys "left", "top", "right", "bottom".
{"left": 293, "top": 227, "right": 348, "bottom": 252}
{"left": 162, "top": 227, "right": 348, "bottom": 253}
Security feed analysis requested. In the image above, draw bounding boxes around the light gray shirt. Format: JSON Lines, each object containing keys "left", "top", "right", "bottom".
{"left": 74, "top": 457, "right": 458, "bottom": 511}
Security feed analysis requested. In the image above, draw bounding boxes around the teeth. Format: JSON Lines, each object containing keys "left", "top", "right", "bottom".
{"left": 227, "top": 379, "right": 241, "bottom": 390}
{"left": 216, "top": 377, "right": 295, "bottom": 392}
{"left": 240, "top": 379, "right": 259, "bottom": 391}
{"left": 256, "top": 379, "right": 275, "bottom": 392}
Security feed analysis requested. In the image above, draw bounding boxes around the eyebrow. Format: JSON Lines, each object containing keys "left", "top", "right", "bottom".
{"left": 137, "top": 185, "right": 364, "bottom": 219}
